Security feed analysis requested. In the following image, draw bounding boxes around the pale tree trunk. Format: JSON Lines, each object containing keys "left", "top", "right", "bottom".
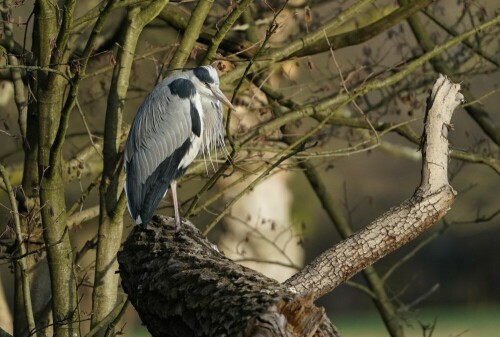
{"left": 117, "top": 75, "right": 462, "bottom": 336}
{"left": 0, "top": 278, "right": 13, "bottom": 335}
{"left": 218, "top": 84, "right": 304, "bottom": 282}
{"left": 218, "top": 170, "right": 304, "bottom": 282}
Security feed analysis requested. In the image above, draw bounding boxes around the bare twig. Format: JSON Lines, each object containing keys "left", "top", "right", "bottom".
{"left": 167, "top": 0, "right": 214, "bottom": 70}
{"left": 203, "top": 141, "right": 306, "bottom": 234}
{"left": 323, "top": 29, "right": 379, "bottom": 144}
{"left": 85, "top": 297, "right": 128, "bottom": 337}
{"left": 423, "top": 10, "right": 498, "bottom": 67}
{"left": 398, "top": 0, "right": 500, "bottom": 145}
{"left": 202, "top": 0, "right": 254, "bottom": 65}
{"left": 0, "top": 163, "right": 36, "bottom": 334}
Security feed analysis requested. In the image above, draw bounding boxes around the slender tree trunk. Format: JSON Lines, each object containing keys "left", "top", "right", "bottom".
{"left": 33, "top": 2, "right": 81, "bottom": 335}
{"left": 91, "top": 3, "right": 169, "bottom": 336}
{"left": 0, "top": 278, "right": 13, "bottom": 335}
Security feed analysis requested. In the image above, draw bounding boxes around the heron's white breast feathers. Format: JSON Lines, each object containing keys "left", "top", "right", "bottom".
{"left": 199, "top": 96, "right": 228, "bottom": 170}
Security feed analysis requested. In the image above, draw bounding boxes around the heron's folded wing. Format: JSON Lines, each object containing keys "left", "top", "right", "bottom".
{"left": 124, "top": 80, "right": 195, "bottom": 222}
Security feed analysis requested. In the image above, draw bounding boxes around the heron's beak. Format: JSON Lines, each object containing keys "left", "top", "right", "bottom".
{"left": 210, "top": 85, "right": 235, "bottom": 110}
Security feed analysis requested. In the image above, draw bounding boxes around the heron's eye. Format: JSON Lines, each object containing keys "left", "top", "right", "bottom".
{"left": 204, "top": 82, "right": 210, "bottom": 88}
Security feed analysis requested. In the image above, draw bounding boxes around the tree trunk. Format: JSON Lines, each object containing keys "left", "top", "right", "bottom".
{"left": 118, "top": 217, "right": 339, "bottom": 337}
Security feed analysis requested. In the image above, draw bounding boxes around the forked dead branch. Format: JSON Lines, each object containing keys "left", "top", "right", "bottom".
{"left": 117, "top": 75, "right": 463, "bottom": 336}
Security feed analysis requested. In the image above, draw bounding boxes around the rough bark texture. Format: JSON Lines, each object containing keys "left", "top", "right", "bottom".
{"left": 34, "top": 1, "right": 80, "bottom": 335}
{"left": 285, "top": 186, "right": 455, "bottom": 297}
{"left": 118, "top": 217, "right": 339, "bottom": 337}
{"left": 285, "top": 75, "right": 462, "bottom": 298}
{"left": 301, "top": 161, "right": 404, "bottom": 337}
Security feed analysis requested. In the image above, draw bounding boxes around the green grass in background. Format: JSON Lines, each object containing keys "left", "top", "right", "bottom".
{"left": 128, "top": 305, "right": 500, "bottom": 336}
{"left": 332, "top": 305, "right": 500, "bottom": 337}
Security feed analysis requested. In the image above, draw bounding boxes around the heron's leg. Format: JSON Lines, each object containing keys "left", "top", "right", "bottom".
{"left": 171, "top": 180, "right": 181, "bottom": 230}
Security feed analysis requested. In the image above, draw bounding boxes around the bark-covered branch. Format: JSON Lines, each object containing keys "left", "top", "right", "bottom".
{"left": 34, "top": 1, "right": 81, "bottom": 335}
{"left": 291, "top": 0, "right": 433, "bottom": 58}
{"left": 118, "top": 217, "right": 339, "bottom": 337}
{"left": 167, "top": 0, "right": 214, "bottom": 70}
{"left": 301, "top": 161, "right": 403, "bottom": 337}
{"left": 285, "top": 75, "right": 462, "bottom": 298}
{"left": 201, "top": 0, "right": 253, "bottom": 65}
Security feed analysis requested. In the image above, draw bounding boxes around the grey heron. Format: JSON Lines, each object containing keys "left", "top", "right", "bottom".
{"left": 124, "top": 65, "right": 234, "bottom": 230}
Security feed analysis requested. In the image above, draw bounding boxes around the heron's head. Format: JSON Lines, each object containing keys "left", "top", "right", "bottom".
{"left": 191, "top": 66, "right": 235, "bottom": 110}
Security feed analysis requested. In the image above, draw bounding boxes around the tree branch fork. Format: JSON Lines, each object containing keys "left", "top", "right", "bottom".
{"left": 117, "top": 75, "right": 462, "bottom": 336}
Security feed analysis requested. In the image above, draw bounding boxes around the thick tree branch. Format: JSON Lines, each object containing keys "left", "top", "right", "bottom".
{"left": 301, "top": 161, "right": 404, "bottom": 337}
{"left": 34, "top": 2, "right": 81, "bottom": 335}
{"left": 201, "top": 0, "right": 253, "bottom": 65}
{"left": 291, "top": 0, "right": 433, "bottom": 58}
{"left": 117, "top": 75, "right": 462, "bottom": 336}
{"left": 118, "top": 217, "right": 339, "bottom": 337}
{"left": 285, "top": 74, "right": 462, "bottom": 298}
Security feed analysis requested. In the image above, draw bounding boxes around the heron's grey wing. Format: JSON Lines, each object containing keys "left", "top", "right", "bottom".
{"left": 124, "top": 78, "right": 201, "bottom": 224}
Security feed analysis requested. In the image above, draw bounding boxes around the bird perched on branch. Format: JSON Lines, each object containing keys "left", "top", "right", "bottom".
{"left": 124, "top": 65, "right": 234, "bottom": 230}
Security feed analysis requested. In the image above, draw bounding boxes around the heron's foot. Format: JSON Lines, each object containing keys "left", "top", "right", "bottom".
{"left": 166, "top": 216, "right": 186, "bottom": 234}
{"left": 174, "top": 218, "right": 182, "bottom": 232}
{"left": 149, "top": 215, "right": 184, "bottom": 233}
